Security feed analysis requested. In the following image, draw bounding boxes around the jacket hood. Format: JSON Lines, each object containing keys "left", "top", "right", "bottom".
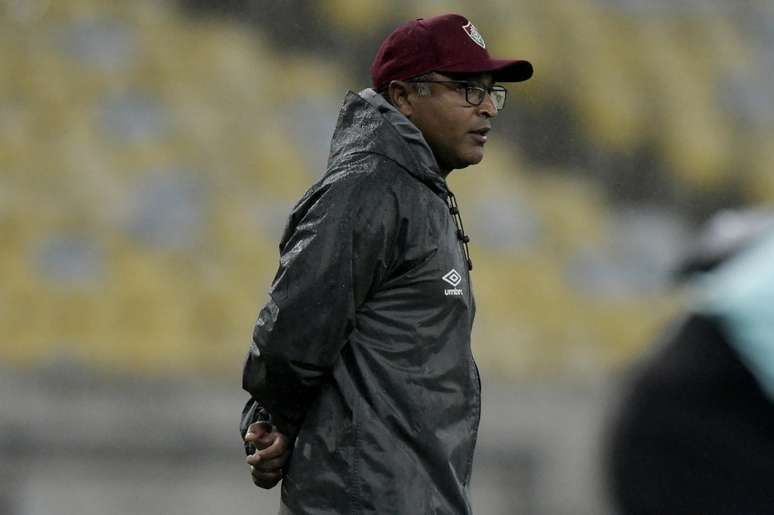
{"left": 326, "top": 88, "right": 448, "bottom": 195}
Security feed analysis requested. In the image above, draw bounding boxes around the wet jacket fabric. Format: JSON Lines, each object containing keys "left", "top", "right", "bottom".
{"left": 241, "top": 88, "right": 480, "bottom": 515}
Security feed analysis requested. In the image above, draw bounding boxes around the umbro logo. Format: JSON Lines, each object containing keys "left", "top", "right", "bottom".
{"left": 443, "top": 269, "right": 462, "bottom": 287}
{"left": 443, "top": 269, "right": 464, "bottom": 296}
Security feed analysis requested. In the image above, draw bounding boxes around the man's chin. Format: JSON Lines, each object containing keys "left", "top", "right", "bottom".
{"left": 462, "top": 151, "right": 485, "bottom": 168}
{"left": 450, "top": 160, "right": 479, "bottom": 173}
{"left": 444, "top": 150, "right": 484, "bottom": 173}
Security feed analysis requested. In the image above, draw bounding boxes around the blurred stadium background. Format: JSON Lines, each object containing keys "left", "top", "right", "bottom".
{"left": 2, "top": 0, "right": 773, "bottom": 513}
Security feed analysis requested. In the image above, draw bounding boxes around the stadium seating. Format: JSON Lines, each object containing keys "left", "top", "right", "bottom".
{"left": 2, "top": 0, "right": 771, "bottom": 379}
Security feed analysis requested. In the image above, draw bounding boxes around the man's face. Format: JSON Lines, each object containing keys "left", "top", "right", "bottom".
{"left": 405, "top": 72, "right": 499, "bottom": 175}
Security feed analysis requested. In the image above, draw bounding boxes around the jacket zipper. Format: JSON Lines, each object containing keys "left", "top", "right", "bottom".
{"left": 445, "top": 188, "right": 480, "bottom": 486}
{"left": 446, "top": 189, "right": 473, "bottom": 271}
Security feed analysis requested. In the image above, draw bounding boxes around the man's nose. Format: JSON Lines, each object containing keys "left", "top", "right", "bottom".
{"left": 477, "top": 93, "right": 498, "bottom": 118}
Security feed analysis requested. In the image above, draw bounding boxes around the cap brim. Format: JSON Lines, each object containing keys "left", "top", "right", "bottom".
{"left": 490, "top": 59, "right": 533, "bottom": 82}
{"left": 438, "top": 59, "right": 533, "bottom": 82}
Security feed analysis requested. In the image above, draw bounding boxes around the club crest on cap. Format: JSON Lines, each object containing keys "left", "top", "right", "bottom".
{"left": 462, "top": 21, "right": 486, "bottom": 49}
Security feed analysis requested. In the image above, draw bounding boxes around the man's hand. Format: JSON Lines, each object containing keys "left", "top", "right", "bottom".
{"left": 244, "top": 422, "right": 290, "bottom": 489}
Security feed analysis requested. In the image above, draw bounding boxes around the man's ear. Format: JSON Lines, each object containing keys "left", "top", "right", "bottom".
{"left": 387, "top": 81, "right": 414, "bottom": 118}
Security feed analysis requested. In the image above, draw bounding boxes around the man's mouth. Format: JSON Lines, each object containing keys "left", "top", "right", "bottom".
{"left": 469, "top": 127, "right": 490, "bottom": 143}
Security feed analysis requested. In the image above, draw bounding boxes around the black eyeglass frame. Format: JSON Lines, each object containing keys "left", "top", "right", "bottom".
{"left": 406, "top": 79, "right": 508, "bottom": 110}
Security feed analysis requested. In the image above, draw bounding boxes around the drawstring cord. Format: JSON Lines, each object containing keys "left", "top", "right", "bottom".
{"left": 446, "top": 190, "right": 473, "bottom": 271}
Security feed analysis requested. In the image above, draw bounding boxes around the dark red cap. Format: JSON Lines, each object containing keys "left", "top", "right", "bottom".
{"left": 371, "top": 14, "right": 533, "bottom": 92}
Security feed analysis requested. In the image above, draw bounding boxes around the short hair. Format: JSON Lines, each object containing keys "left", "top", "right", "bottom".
{"left": 379, "top": 73, "right": 434, "bottom": 105}
{"left": 410, "top": 73, "right": 433, "bottom": 96}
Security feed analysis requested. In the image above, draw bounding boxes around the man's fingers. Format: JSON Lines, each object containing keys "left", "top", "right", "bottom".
{"left": 246, "top": 452, "right": 262, "bottom": 466}
{"left": 255, "top": 431, "right": 276, "bottom": 449}
{"left": 245, "top": 432, "right": 286, "bottom": 463}
{"left": 245, "top": 432, "right": 272, "bottom": 450}
{"left": 244, "top": 421, "right": 272, "bottom": 443}
{"left": 247, "top": 421, "right": 269, "bottom": 435}
{"left": 251, "top": 465, "right": 281, "bottom": 480}
{"left": 256, "top": 433, "right": 289, "bottom": 461}
{"left": 251, "top": 455, "right": 286, "bottom": 472}
{"left": 245, "top": 445, "right": 286, "bottom": 469}
{"left": 251, "top": 466, "right": 281, "bottom": 489}
{"left": 245, "top": 429, "right": 288, "bottom": 489}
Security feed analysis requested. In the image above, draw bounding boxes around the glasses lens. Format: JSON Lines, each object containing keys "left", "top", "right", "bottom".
{"left": 466, "top": 86, "right": 486, "bottom": 106}
{"left": 491, "top": 87, "right": 506, "bottom": 110}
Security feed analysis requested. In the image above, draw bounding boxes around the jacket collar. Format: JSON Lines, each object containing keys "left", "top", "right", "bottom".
{"left": 326, "top": 88, "right": 448, "bottom": 194}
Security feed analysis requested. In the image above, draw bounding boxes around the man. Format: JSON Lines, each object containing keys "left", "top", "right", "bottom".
{"left": 606, "top": 210, "right": 774, "bottom": 514}
{"left": 241, "top": 13, "right": 532, "bottom": 514}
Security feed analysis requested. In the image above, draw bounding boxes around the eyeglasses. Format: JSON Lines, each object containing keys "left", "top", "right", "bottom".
{"left": 407, "top": 79, "right": 508, "bottom": 110}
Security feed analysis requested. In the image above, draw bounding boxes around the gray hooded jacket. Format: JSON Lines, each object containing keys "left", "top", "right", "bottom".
{"left": 241, "top": 88, "right": 480, "bottom": 514}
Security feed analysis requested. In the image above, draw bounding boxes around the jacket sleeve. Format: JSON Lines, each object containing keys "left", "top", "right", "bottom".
{"left": 241, "top": 171, "right": 398, "bottom": 440}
